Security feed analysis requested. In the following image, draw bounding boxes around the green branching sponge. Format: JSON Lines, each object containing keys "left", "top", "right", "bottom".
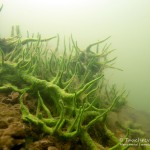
{"left": 0, "top": 4, "right": 3, "bottom": 12}
{"left": 0, "top": 26, "right": 132, "bottom": 149}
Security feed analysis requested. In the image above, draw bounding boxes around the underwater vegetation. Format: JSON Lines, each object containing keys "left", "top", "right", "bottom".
{"left": 0, "top": 6, "right": 145, "bottom": 150}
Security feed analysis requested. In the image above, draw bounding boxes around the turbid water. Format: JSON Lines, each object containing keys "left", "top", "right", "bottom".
{"left": 1, "top": 0, "right": 150, "bottom": 113}
{"left": 0, "top": 1, "right": 150, "bottom": 150}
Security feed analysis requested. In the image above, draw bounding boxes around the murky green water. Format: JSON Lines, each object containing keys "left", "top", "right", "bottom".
{"left": 0, "top": 0, "right": 150, "bottom": 114}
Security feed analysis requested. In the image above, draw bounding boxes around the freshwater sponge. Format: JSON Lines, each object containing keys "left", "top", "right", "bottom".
{"left": 0, "top": 27, "right": 131, "bottom": 149}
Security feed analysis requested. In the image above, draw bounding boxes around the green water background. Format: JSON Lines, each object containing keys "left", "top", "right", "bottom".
{"left": 0, "top": 0, "right": 150, "bottom": 113}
